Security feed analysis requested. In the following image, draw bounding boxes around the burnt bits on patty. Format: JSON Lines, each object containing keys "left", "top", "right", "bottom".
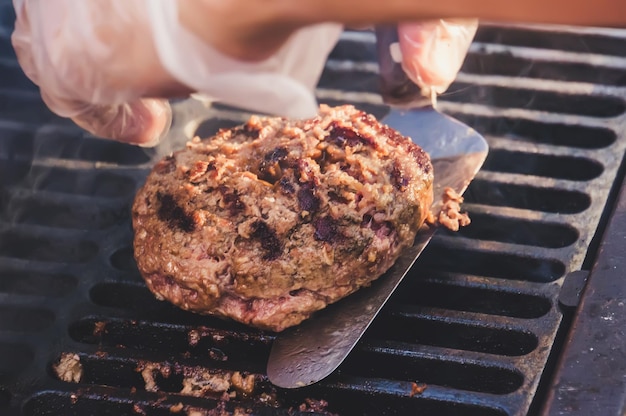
{"left": 132, "top": 105, "right": 434, "bottom": 332}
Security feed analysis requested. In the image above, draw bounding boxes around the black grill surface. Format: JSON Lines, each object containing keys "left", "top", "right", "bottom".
{"left": 1, "top": 4, "right": 626, "bottom": 415}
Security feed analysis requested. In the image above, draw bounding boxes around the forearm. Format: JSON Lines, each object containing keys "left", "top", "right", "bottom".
{"left": 288, "top": 0, "right": 626, "bottom": 28}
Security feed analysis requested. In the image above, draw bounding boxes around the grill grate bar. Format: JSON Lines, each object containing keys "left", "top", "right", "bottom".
{"left": 468, "top": 42, "right": 626, "bottom": 70}
{"left": 439, "top": 101, "right": 625, "bottom": 127}
{"left": 318, "top": 376, "right": 510, "bottom": 416}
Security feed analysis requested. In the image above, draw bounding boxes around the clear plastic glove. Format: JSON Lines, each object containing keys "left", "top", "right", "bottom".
{"left": 398, "top": 19, "right": 478, "bottom": 96}
{"left": 11, "top": 0, "right": 342, "bottom": 146}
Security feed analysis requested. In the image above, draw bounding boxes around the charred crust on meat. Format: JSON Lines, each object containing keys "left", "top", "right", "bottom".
{"left": 250, "top": 220, "right": 282, "bottom": 260}
{"left": 328, "top": 190, "right": 350, "bottom": 204}
{"left": 313, "top": 216, "right": 341, "bottom": 242}
{"left": 231, "top": 123, "right": 260, "bottom": 139}
{"left": 218, "top": 185, "right": 245, "bottom": 215}
{"left": 156, "top": 192, "right": 197, "bottom": 232}
{"left": 326, "top": 123, "right": 374, "bottom": 148}
{"left": 297, "top": 182, "right": 320, "bottom": 213}
{"left": 391, "top": 163, "right": 411, "bottom": 191}
{"left": 187, "top": 160, "right": 210, "bottom": 182}
{"left": 410, "top": 146, "right": 432, "bottom": 175}
{"left": 258, "top": 147, "right": 289, "bottom": 183}
{"left": 278, "top": 177, "right": 295, "bottom": 194}
{"left": 264, "top": 147, "right": 289, "bottom": 162}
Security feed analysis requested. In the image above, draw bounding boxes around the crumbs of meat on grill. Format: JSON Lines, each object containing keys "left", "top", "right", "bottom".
{"left": 132, "top": 105, "right": 434, "bottom": 331}
{"left": 53, "top": 353, "right": 83, "bottom": 383}
{"left": 437, "top": 187, "right": 471, "bottom": 231}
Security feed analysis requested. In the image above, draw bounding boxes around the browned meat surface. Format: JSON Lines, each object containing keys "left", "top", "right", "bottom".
{"left": 132, "top": 105, "right": 434, "bottom": 331}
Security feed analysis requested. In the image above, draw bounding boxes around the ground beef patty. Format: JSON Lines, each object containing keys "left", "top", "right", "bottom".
{"left": 132, "top": 105, "right": 434, "bottom": 331}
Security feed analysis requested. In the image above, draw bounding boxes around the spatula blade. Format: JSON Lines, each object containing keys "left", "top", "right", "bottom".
{"left": 267, "top": 107, "right": 488, "bottom": 388}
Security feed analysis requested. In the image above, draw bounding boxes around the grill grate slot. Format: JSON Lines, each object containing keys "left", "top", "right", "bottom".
{"left": 444, "top": 83, "right": 626, "bottom": 117}
{"left": 462, "top": 50, "right": 626, "bottom": 86}
{"left": 344, "top": 341, "right": 524, "bottom": 394}
{"left": 480, "top": 150, "right": 604, "bottom": 180}
{"left": 308, "top": 380, "right": 509, "bottom": 416}
{"left": 446, "top": 212, "right": 579, "bottom": 248}
{"left": 367, "top": 308, "right": 538, "bottom": 356}
{"left": 110, "top": 247, "right": 141, "bottom": 273}
{"left": 445, "top": 113, "right": 617, "bottom": 149}
{"left": 391, "top": 278, "right": 552, "bottom": 318}
{"left": 417, "top": 242, "right": 566, "bottom": 282}
{"left": 22, "top": 391, "right": 333, "bottom": 416}
{"left": 68, "top": 318, "right": 273, "bottom": 364}
{"left": 474, "top": 25, "right": 626, "bottom": 57}
{"left": 463, "top": 180, "right": 591, "bottom": 213}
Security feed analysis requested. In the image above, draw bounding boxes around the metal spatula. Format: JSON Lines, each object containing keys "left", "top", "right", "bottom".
{"left": 266, "top": 26, "right": 489, "bottom": 389}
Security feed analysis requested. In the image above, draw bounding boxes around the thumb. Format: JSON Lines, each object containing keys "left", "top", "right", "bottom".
{"left": 70, "top": 98, "right": 172, "bottom": 147}
{"left": 398, "top": 19, "right": 478, "bottom": 95}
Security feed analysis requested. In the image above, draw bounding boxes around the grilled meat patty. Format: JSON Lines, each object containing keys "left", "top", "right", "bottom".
{"left": 132, "top": 105, "right": 434, "bottom": 331}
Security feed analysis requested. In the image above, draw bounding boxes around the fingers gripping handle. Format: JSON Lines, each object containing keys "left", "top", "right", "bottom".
{"left": 375, "top": 25, "right": 433, "bottom": 108}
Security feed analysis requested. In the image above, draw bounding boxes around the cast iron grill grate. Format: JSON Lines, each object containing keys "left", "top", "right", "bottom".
{"left": 1, "top": 3, "right": 626, "bottom": 414}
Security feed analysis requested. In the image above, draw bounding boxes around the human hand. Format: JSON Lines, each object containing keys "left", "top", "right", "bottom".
{"left": 398, "top": 19, "right": 479, "bottom": 96}
{"left": 11, "top": 0, "right": 342, "bottom": 147}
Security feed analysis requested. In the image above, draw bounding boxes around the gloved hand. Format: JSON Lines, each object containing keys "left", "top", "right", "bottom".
{"left": 11, "top": 0, "right": 343, "bottom": 146}
{"left": 398, "top": 19, "right": 479, "bottom": 96}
